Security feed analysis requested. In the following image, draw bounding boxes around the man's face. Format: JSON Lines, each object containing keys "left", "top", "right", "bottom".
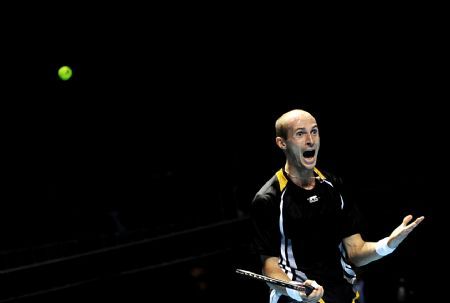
{"left": 285, "top": 114, "right": 320, "bottom": 170}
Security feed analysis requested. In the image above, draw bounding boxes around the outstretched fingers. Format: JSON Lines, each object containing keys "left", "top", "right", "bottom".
{"left": 403, "top": 215, "right": 425, "bottom": 232}
{"left": 389, "top": 215, "right": 425, "bottom": 248}
{"left": 402, "top": 214, "right": 413, "bottom": 225}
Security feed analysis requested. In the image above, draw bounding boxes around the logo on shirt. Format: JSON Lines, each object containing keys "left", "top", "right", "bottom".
{"left": 307, "top": 195, "right": 319, "bottom": 203}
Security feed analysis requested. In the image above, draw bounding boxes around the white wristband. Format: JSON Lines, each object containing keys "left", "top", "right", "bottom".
{"left": 310, "top": 280, "right": 320, "bottom": 289}
{"left": 286, "top": 287, "right": 303, "bottom": 301}
{"left": 375, "top": 237, "right": 395, "bottom": 256}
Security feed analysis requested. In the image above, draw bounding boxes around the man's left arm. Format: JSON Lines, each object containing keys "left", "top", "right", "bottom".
{"left": 343, "top": 215, "right": 425, "bottom": 267}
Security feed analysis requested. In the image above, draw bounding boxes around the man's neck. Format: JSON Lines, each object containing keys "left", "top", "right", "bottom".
{"left": 284, "top": 166, "right": 316, "bottom": 190}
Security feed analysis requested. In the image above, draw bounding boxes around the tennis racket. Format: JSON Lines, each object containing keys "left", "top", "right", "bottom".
{"left": 235, "top": 268, "right": 316, "bottom": 295}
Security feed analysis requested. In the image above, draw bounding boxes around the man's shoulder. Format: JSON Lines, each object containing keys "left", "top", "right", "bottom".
{"left": 252, "top": 173, "right": 280, "bottom": 203}
{"left": 316, "top": 167, "right": 344, "bottom": 188}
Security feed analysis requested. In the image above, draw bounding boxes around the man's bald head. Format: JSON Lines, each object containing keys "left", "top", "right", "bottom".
{"left": 275, "top": 109, "right": 316, "bottom": 139}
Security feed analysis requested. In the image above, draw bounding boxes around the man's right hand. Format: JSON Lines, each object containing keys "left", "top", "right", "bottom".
{"left": 301, "top": 279, "right": 324, "bottom": 303}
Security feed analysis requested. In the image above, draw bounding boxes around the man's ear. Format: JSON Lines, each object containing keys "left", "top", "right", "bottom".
{"left": 275, "top": 137, "right": 286, "bottom": 150}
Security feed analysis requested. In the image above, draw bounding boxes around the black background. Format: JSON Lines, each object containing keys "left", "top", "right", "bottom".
{"left": 1, "top": 6, "right": 444, "bottom": 303}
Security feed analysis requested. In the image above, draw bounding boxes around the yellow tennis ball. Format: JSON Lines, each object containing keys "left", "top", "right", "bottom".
{"left": 58, "top": 66, "right": 73, "bottom": 81}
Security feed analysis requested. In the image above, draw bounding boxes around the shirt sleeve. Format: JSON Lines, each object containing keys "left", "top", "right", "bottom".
{"left": 324, "top": 170, "right": 365, "bottom": 238}
{"left": 249, "top": 194, "right": 281, "bottom": 257}
{"left": 340, "top": 194, "right": 365, "bottom": 238}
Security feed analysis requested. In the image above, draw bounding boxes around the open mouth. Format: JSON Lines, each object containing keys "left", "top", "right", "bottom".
{"left": 303, "top": 150, "right": 315, "bottom": 159}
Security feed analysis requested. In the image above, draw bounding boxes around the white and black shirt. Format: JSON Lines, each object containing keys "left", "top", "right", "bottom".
{"left": 250, "top": 168, "right": 362, "bottom": 302}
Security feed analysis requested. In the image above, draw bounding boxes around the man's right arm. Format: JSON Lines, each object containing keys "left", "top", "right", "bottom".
{"left": 261, "top": 255, "right": 292, "bottom": 294}
{"left": 261, "top": 255, "right": 324, "bottom": 301}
